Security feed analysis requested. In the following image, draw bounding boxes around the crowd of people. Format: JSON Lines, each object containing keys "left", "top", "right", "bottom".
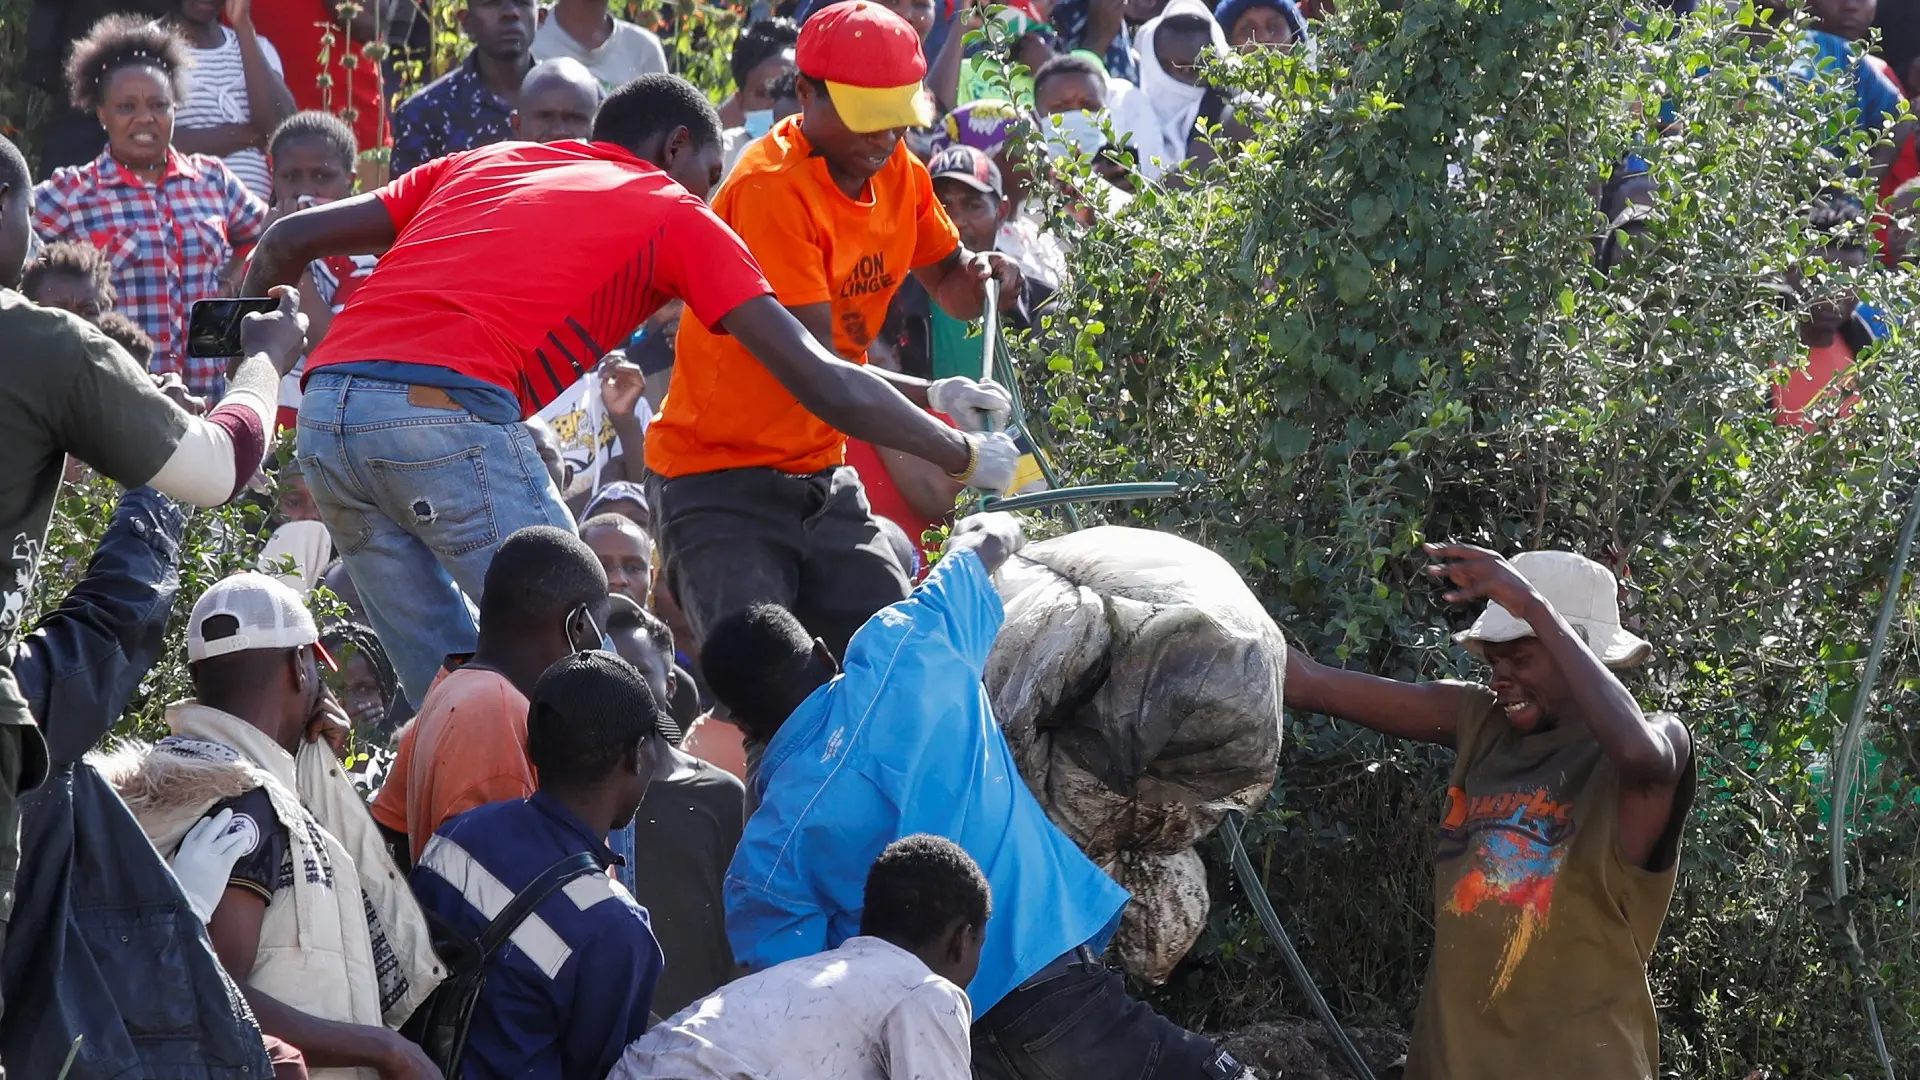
{"left": 0, "top": 0, "right": 1912, "bottom": 1073}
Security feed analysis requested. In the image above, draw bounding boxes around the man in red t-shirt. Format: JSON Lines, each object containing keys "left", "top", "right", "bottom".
{"left": 243, "top": 74, "right": 1019, "bottom": 704}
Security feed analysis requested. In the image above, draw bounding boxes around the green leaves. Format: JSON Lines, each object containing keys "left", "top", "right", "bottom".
{"left": 1333, "top": 249, "right": 1375, "bottom": 304}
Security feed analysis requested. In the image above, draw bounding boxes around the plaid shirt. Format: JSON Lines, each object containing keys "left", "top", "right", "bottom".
{"left": 33, "top": 149, "right": 268, "bottom": 396}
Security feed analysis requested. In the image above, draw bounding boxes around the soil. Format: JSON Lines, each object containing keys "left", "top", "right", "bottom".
{"left": 1214, "top": 1020, "right": 1411, "bottom": 1080}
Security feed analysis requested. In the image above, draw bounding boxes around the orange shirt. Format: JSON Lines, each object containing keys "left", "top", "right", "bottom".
{"left": 369, "top": 666, "right": 534, "bottom": 862}
{"left": 647, "top": 117, "right": 962, "bottom": 479}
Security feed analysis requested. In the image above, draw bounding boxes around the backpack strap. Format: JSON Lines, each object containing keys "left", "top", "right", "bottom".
{"left": 474, "top": 850, "right": 601, "bottom": 960}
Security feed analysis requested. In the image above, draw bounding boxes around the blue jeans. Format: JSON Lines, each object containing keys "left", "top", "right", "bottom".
{"left": 297, "top": 373, "right": 574, "bottom": 702}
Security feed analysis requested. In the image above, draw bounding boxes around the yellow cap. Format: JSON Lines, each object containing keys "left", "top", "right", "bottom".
{"left": 824, "top": 80, "right": 937, "bottom": 134}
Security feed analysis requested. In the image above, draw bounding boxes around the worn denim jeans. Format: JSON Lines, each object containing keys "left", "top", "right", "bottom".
{"left": 971, "top": 949, "right": 1248, "bottom": 1080}
{"left": 298, "top": 373, "right": 574, "bottom": 702}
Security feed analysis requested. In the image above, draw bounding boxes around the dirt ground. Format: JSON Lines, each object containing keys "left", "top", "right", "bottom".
{"left": 1215, "top": 1021, "right": 1410, "bottom": 1080}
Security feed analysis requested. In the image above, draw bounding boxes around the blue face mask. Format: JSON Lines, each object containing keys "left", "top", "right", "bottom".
{"left": 743, "top": 108, "right": 776, "bottom": 139}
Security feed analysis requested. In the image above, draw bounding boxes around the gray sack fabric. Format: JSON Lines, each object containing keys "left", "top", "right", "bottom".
{"left": 985, "top": 526, "right": 1287, "bottom": 983}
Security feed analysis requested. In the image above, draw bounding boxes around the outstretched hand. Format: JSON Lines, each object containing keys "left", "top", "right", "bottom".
{"left": 946, "top": 510, "right": 1026, "bottom": 573}
{"left": 1422, "top": 542, "right": 1541, "bottom": 617}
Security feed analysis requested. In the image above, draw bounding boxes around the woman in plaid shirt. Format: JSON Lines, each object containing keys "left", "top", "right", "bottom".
{"left": 33, "top": 16, "right": 269, "bottom": 399}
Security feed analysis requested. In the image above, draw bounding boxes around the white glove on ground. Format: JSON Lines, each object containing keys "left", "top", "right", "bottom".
{"left": 962, "top": 431, "right": 1023, "bottom": 494}
{"left": 928, "top": 377, "right": 1014, "bottom": 432}
{"left": 172, "top": 808, "right": 251, "bottom": 923}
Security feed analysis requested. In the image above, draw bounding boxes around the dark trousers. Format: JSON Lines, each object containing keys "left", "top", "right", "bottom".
{"left": 652, "top": 466, "right": 911, "bottom": 660}
{"left": 972, "top": 949, "right": 1248, "bottom": 1080}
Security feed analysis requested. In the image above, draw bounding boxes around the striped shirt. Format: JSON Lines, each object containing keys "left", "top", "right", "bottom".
{"left": 175, "top": 24, "right": 285, "bottom": 201}
{"left": 409, "top": 792, "right": 662, "bottom": 1080}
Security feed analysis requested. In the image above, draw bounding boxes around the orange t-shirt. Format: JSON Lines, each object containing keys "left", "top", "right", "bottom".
{"left": 646, "top": 117, "right": 962, "bottom": 479}
{"left": 368, "top": 666, "right": 534, "bottom": 862}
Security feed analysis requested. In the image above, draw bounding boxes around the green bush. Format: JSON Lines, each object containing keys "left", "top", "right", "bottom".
{"left": 1022, "top": 1, "right": 1920, "bottom": 1075}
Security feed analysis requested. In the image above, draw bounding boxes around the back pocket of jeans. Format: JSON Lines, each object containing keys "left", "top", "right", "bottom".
{"left": 366, "top": 447, "right": 498, "bottom": 558}
{"left": 74, "top": 908, "right": 198, "bottom": 1037}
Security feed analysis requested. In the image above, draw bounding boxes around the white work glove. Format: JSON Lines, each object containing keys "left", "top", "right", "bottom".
{"left": 172, "top": 808, "right": 251, "bottom": 923}
{"left": 959, "top": 431, "right": 1022, "bottom": 494}
{"left": 927, "top": 377, "right": 1014, "bottom": 433}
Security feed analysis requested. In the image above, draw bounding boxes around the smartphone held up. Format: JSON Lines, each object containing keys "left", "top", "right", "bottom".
{"left": 187, "top": 297, "right": 280, "bottom": 359}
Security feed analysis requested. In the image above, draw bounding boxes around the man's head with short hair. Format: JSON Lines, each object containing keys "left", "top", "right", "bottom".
{"left": 580, "top": 512, "right": 654, "bottom": 606}
{"left": 607, "top": 593, "right": 675, "bottom": 724}
{"left": 270, "top": 111, "right": 357, "bottom": 203}
{"left": 526, "top": 650, "right": 665, "bottom": 830}
{"left": 699, "top": 603, "right": 835, "bottom": 745}
{"left": 460, "top": 0, "right": 536, "bottom": 62}
{"left": 1032, "top": 53, "right": 1108, "bottom": 116}
{"left": 478, "top": 526, "right": 612, "bottom": 670}
{"left": 592, "top": 73, "right": 726, "bottom": 200}
{"left": 860, "top": 834, "right": 990, "bottom": 987}
{"left": 97, "top": 311, "right": 155, "bottom": 365}
{"left": 23, "top": 241, "right": 117, "bottom": 322}
{"left": 515, "top": 58, "right": 603, "bottom": 144}
{"left": 187, "top": 572, "right": 333, "bottom": 753}
{"left": 0, "top": 134, "right": 32, "bottom": 289}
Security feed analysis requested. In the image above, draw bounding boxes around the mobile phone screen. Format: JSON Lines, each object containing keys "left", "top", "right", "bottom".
{"left": 187, "top": 297, "right": 279, "bottom": 358}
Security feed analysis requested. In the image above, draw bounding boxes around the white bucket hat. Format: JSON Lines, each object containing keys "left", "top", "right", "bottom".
{"left": 1453, "top": 550, "right": 1651, "bottom": 669}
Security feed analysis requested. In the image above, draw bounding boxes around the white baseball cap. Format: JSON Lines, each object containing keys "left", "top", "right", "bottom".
{"left": 187, "top": 571, "right": 332, "bottom": 666}
{"left": 1453, "top": 550, "right": 1651, "bottom": 669}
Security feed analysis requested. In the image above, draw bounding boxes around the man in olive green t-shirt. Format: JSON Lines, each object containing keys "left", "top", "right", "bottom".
{"left": 0, "top": 134, "right": 306, "bottom": 1017}
{"left": 1283, "top": 543, "right": 1695, "bottom": 1080}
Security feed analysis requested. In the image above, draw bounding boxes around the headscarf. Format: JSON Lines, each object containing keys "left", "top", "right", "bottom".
{"left": 1132, "top": 0, "right": 1230, "bottom": 174}
{"left": 1210, "top": 0, "right": 1310, "bottom": 48}
{"left": 934, "top": 98, "right": 1026, "bottom": 157}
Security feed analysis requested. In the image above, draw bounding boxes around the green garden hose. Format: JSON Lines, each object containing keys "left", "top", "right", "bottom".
{"left": 1825, "top": 484, "right": 1919, "bottom": 1080}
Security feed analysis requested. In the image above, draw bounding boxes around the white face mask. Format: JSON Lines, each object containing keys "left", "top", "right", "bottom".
{"left": 743, "top": 109, "right": 775, "bottom": 139}
{"left": 1042, "top": 109, "right": 1110, "bottom": 161}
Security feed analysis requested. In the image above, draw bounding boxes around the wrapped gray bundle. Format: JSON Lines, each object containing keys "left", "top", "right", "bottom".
{"left": 986, "top": 526, "right": 1286, "bottom": 982}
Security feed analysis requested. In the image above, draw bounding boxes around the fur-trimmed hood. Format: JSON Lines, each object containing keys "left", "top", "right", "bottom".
{"left": 90, "top": 737, "right": 263, "bottom": 856}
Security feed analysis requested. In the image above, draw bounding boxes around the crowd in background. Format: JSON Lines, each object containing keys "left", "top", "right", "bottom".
{"left": 0, "top": 0, "right": 1917, "bottom": 1075}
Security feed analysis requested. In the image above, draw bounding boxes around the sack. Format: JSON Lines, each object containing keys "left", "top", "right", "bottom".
{"left": 985, "top": 527, "right": 1287, "bottom": 983}
{"left": 400, "top": 850, "right": 599, "bottom": 1075}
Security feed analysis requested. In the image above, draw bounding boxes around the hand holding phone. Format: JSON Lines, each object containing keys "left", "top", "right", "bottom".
{"left": 189, "top": 288, "right": 309, "bottom": 378}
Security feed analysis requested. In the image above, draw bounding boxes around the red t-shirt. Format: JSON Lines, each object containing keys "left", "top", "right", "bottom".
{"left": 308, "top": 141, "right": 773, "bottom": 417}
{"left": 247, "top": 1, "right": 386, "bottom": 151}
{"left": 845, "top": 437, "right": 942, "bottom": 558}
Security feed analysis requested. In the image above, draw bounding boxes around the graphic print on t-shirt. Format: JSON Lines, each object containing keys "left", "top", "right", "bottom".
{"left": 1436, "top": 784, "right": 1576, "bottom": 1004}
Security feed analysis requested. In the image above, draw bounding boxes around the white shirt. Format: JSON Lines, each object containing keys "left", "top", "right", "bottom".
{"left": 175, "top": 24, "right": 285, "bottom": 200}
{"left": 610, "top": 936, "right": 973, "bottom": 1080}
{"left": 532, "top": 14, "right": 667, "bottom": 88}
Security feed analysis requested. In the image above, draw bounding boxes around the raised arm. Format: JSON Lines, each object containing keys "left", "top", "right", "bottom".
{"left": 231, "top": 0, "right": 297, "bottom": 143}
{"left": 719, "top": 295, "right": 1008, "bottom": 483}
{"left": 1284, "top": 647, "right": 1466, "bottom": 747}
{"left": 242, "top": 195, "right": 398, "bottom": 294}
{"left": 1424, "top": 543, "right": 1686, "bottom": 788}
{"left": 13, "top": 488, "right": 185, "bottom": 765}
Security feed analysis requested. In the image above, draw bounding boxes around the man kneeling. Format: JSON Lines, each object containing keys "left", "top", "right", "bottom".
{"left": 613, "top": 834, "right": 988, "bottom": 1080}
